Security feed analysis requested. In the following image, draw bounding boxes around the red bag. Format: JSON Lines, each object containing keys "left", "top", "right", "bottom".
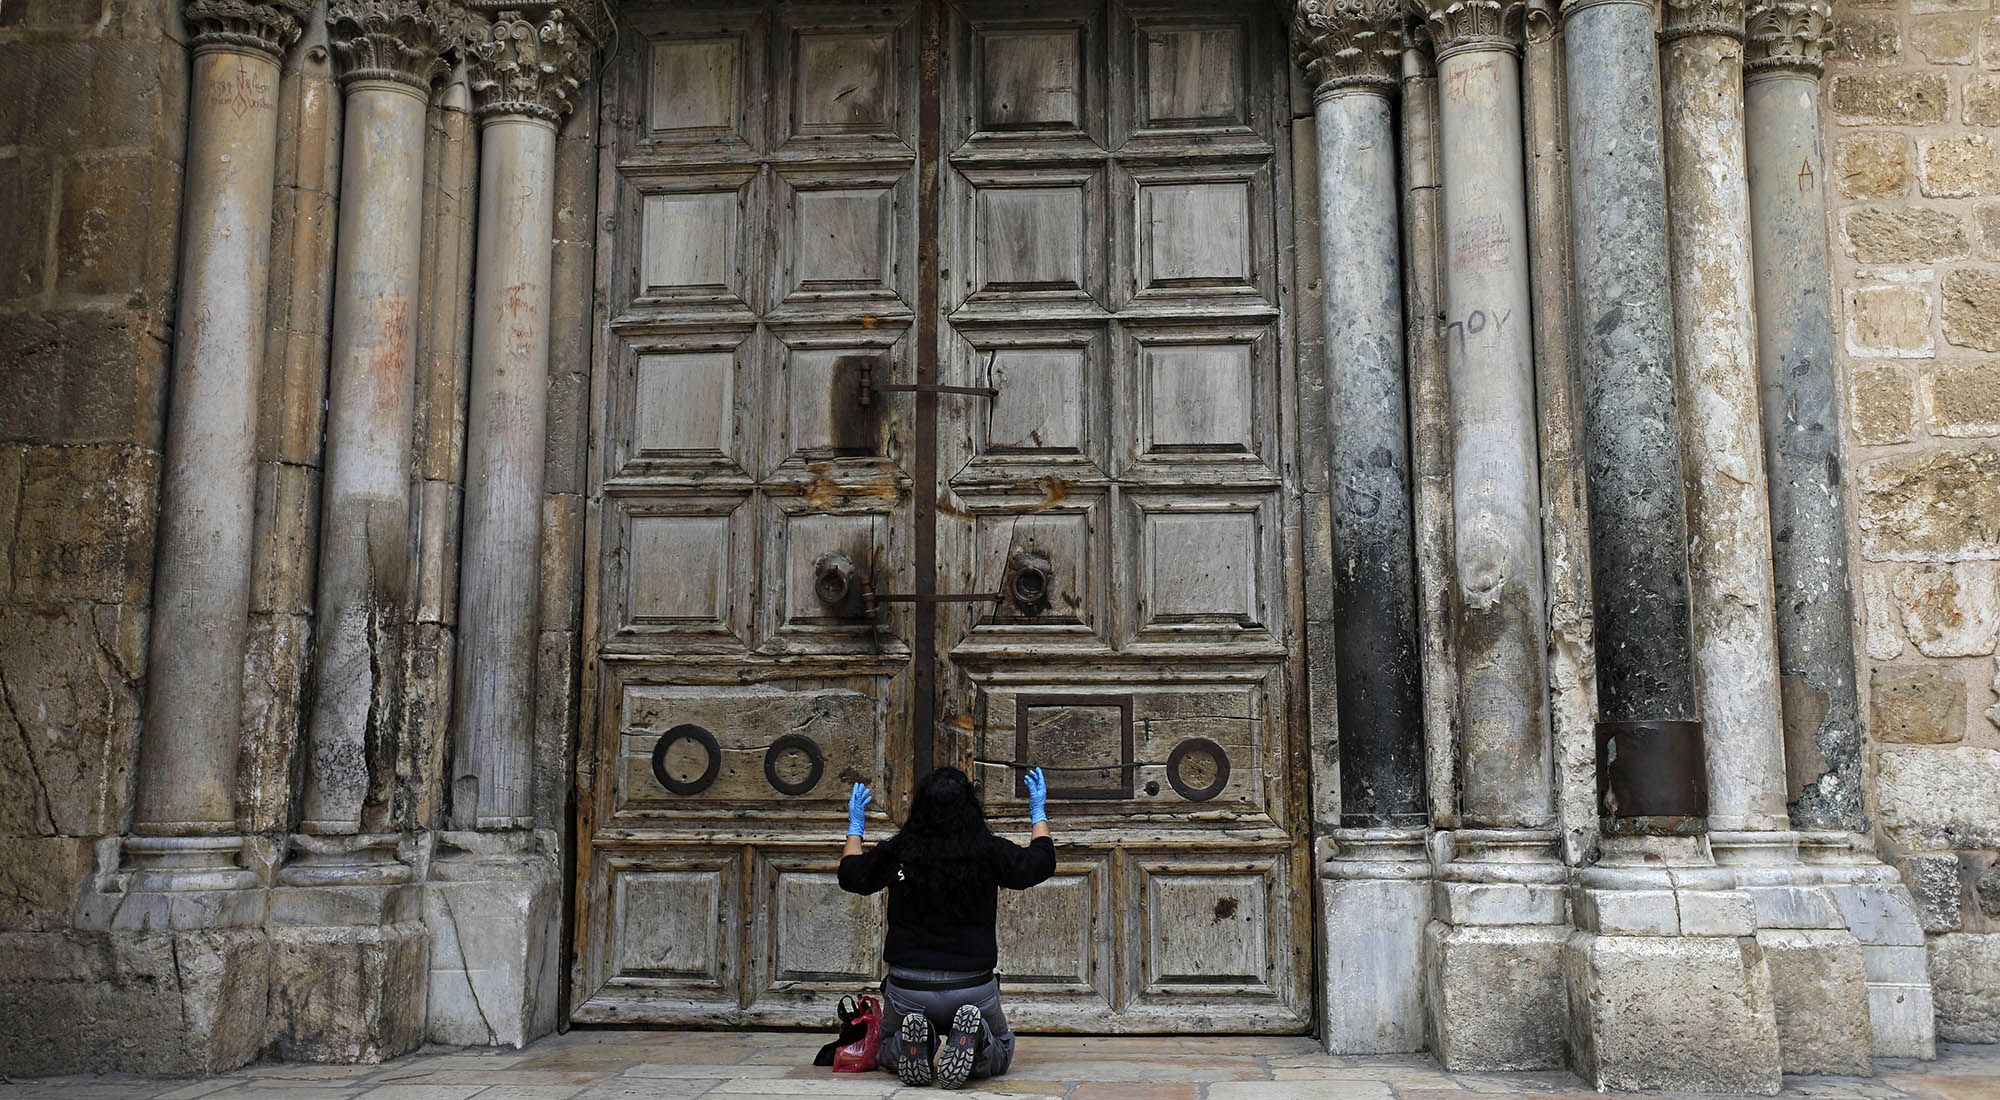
{"left": 831, "top": 993, "right": 885, "bottom": 1072}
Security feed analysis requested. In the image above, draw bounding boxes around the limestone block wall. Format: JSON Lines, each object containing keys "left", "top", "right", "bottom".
{"left": 0, "top": 0, "right": 185, "bottom": 933}
{"left": 1826, "top": 0, "right": 2000, "bottom": 1043}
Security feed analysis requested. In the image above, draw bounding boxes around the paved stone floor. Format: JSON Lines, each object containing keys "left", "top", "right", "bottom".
{"left": 3, "top": 1032, "right": 1997, "bottom": 1100}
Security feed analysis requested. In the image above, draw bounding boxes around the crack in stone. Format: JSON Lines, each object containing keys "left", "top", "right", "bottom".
{"left": 0, "top": 664, "right": 59, "bottom": 834}
{"left": 439, "top": 887, "right": 499, "bottom": 1045}
{"left": 168, "top": 933, "right": 193, "bottom": 1063}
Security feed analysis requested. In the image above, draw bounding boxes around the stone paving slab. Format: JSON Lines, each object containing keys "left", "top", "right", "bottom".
{"left": 0, "top": 1032, "right": 1995, "bottom": 1099}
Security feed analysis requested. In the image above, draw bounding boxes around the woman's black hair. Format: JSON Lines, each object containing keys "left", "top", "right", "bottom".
{"left": 883, "top": 766, "right": 993, "bottom": 921}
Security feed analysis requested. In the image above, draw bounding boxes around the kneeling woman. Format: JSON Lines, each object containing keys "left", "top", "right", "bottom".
{"left": 838, "top": 766, "right": 1053, "bottom": 1090}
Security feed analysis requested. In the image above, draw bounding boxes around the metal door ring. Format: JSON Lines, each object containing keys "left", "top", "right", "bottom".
{"left": 652, "top": 724, "right": 722, "bottom": 796}
{"left": 1167, "top": 738, "right": 1231, "bottom": 802}
{"left": 764, "top": 734, "right": 826, "bottom": 796}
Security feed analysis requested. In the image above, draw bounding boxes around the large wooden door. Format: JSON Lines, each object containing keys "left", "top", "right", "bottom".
{"left": 575, "top": 0, "right": 1307, "bottom": 1032}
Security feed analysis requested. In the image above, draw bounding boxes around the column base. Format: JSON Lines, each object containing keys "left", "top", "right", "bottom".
{"left": 75, "top": 835, "right": 274, "bottom": 932}
{"left": 23, "top": 835, "right": 276, "bottom": 1076}
{"left": 1564, "top": 835, "right": 1782, "bottom": 1095}
{"left": 1424, "top": 829, "right": 1569, "bottom": 1070}
{"left": 424, "top": 829, "right": 562, "bottom": 1047}
{"left": 1802, "top": 831, "right": 1938, "bottom": 1060}
{"left": 1321, "top": 828, "right": 1430, "bottom": 1054}
{"left": 266, "top": 833, "right": 430, "bottom": 1063}
{"left": 1712, "top": 830, "right": 1873, "bottom": 1075}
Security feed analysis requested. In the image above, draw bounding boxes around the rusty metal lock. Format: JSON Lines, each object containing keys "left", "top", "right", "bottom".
{"left": 813, "top": 552, "right": 870, "bottom": 619}
{"left": 1004, "top": 549, "right": 1053, "bottom": 616}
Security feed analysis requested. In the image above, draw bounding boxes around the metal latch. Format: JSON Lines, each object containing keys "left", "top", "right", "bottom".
{"left": 813, "top": 552, "right": 1001, "bottom": 620}
{"left": 854, "top": 360, "right": 998, "bottom": 407}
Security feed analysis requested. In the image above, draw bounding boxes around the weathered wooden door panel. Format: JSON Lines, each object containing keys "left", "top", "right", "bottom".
{"left": 576, "top": 0, "right": 920, "bottom": 1026}
{"left": 579, "top": 0, "right": 1306, "bottom": 1033}
{"left": 936, "top": 0, "right": 1306, "bottom": 1033}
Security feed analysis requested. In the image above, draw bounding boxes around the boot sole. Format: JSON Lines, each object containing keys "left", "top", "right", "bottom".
{"left": 936, "top": 1003, "right": 982, "bottom": 1090}
{"left": 897, "top": 1012, "right": 934, "bottom": 1086}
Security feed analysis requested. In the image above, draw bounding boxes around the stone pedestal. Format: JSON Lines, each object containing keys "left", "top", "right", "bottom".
{"left": 59, "top": 836, "right": 277, "bottom": 1074}
{"left": 424, "top": 830, "right": 563, "bottom": 1046}
{"left": 266, "top": 833, "right": 430, "bottom": 1063}
{"left": 1565, "top": 837, "right": 1782, "bottom": 1094}
{"left": 1713, "top": 830, "right": 1874, "bottom": 1074}
{"left": 1425, "top": 830, "right": 1569, "bottom": 1069}
{"left": 1805, "top": 832, "right": 1938, "bottom": 1059}
{"left": 1321, "top": 829, "right": 1429, "bottom": 1053}
{"left": 0, "top": 927, "right": 271, "bottom": 1076}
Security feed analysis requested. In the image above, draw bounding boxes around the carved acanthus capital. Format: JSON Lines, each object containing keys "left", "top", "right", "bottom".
{"left": 1410, "top": 0, "right": 1525, "bottom": 60}
{"left": 184, "top": 0, "right": 312, "bottom": 59}
{"left": 329, "top": 0, "right": 455, "bottom": 90}
{"left": 1661, "top": 0, "right": 1745, "bottom": 40}
{"left": 465, "top": 7, "right": 589, "bottom": 122}
{"left": 1744, "top": 0, "right": 1831, "bottom": 76}
{"left": 1288, "top": 0, "right": 1405, "bottom": 97}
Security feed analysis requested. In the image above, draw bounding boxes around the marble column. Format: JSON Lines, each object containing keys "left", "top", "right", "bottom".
{"left": 1411, "top": 0, "right": 1568, "bottom": 1071}
{"left": 1296, "top": 0, "right": 1427, "bottom": 831}
{"left": 1559, "top": 0, "right": 1779, "bottom": 1089}
{"left": 264, "top": 0, "right": 449, "bottom": 1066}
{"left": 70, "top": 0, "right": 308, "bottom": 1073}
{"left": 427, "top": 6, "right": 586, "bottom": 1048}
{"left": 1662, "top": 0, "right": 1786, "bottom": 842}
{"left": 1562, "top": 0, "right": 1706, "bottom": 832}
{"left": 1661, "top": 0, "right": 1872, "bottom": 1074}
{"left": 1289, "top": 0, "right": 1430, "bottom": 1054}
{"left": 118, "top": 0, "right": 307, "bottom": 903}
{"left": 451, "top": 11, "right": 582, "bottom": 834}
{"left": 1520, "top": 0, "right": 1599, "bottom": 862}
{"left": 1742, "top": 0, "right": 1863, "bottom": 837}
{"left": 1745, "top": 0, "right": 1937, "bottom": 1059}
{"left": 298, "top": 0, "right": 448, "bottom": 843}
{"left": 1402, "top": 41, "right": 1462, "bottom": 835}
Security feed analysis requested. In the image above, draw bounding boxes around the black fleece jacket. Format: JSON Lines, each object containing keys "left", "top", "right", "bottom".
{"left": 837, "top": 833, "right": 1056, "bottom": 972}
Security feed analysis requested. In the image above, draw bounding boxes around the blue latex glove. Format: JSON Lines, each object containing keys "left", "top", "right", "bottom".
{"left": 847, "top": 782, "right": 872, "bottom": 838}
{"left": 1024, "top": 767, "right": 1048, "bottom": 826}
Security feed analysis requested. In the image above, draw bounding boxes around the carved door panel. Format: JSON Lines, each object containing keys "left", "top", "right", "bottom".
{"left": 933, "top": 1, "right": 1310, "bottom": 1032}
{"left": 574, "top": 1, "right": 922, "bottom": 1025}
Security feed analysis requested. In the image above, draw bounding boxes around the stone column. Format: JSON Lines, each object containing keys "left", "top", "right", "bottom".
{"left": 127, "top": 0, "right": 306, "bottom": 854}
{"left": 1661, "top": 0, "right": 1871, "bottom": 1074}
{"left": 297, "top": 0, "right": 447, "bottom": 841}
{"left": 93, "top": 0, "right": 307, "bottom": 930}
{"left": 71, "top": 0, "right": 307, "bottom": 1074}
{"left": 265, "top": 0, "right": 449, "bottom": 1065}
{"left": 451, "top": 11, "right": 581, "bottom": 834}
{"left": 1403, "top": 41, "right": 1462, "bottom": 837}
{"left": 426, "top": 6, "right": 586, "bottom": 1048}
{"left": 1744, "top": 0, "right": 1937, "bottom": 1059}
{"left": 1288, "top": 0, "right": 1431, "bottom": 1054}
{"left": 1520, "top": 0, "right": 1598, "bottom": 863}
{"left": 1559, "top": 0, "right": 1779, "bottom": 1089}
{"left": 1410, "top": 0, "right": 1567, "bottom": 1071}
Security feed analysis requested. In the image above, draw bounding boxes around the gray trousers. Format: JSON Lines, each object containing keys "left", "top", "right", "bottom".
{"left": 875, "top": 967, "right": 1015, "bottom": 1079}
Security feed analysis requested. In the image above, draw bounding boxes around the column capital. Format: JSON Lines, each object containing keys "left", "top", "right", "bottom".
{"left": 1661, "top": 0, "right": 1745, "bottom": 40}
{"left": 1411, "top": 0, "right": 1525, "bottom": 61}
{"left": 1287, "top": 0, "right": 1405, "bottom": 97}
{"left": 464, "top": 6, "right": 593, "bottom": 123}
{"left": 183, "top": 0, "right": 312, "bottom": 59}
{"left": 328, "top": 0, "right": 455, "bottom": 91}
{"left": 1557, "top": 0, "right": 1657, "bottom": 23}
{"left": 1743, "top": 0, "right": 1831, "bottom": 77}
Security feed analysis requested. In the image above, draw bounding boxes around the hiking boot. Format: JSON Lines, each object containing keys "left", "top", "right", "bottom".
{"left": 936, "top": 1003, "right": 982, "bottom": 1090}
{"left": 896, "top": 1012, "right": 934, "bottom": 1086}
